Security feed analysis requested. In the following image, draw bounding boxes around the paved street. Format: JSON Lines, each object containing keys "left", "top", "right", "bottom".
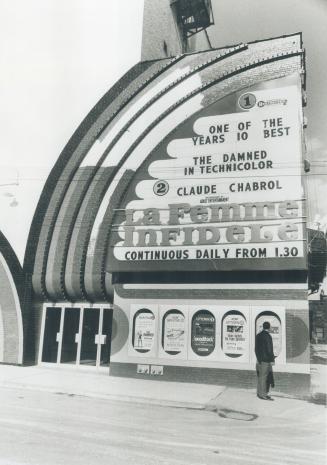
{"left": 0, "top": 386, "right": 325, "bottom": 465}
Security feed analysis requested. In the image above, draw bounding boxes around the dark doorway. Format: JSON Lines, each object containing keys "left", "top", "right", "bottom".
{"left": 100, "top": 309, "right": 113, "bottom": 366}
{"left": 40, "top": 305, "right": 113, "bottom": 368}
{"left": 60, "top": 308, "right": 80, "bottom": 364}
{"left": 41, "top": 307, "right": 61, "bottom": 363}
{"left": 80, "top": 308, "right": 100, "bottom": 366}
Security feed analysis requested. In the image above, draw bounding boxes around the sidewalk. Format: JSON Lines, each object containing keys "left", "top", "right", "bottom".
{"left": 0, "top": 364, "right": 325, "bottom": 421}
{"left": 0, "top": 365, "right": 221, "bottom": 409}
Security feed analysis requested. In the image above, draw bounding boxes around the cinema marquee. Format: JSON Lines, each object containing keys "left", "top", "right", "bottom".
{"left": 24, "top": 33, "right": 310, "bottom": 395}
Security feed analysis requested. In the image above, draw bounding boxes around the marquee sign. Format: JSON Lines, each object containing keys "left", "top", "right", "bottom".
{"left": 109, "top": 74, "right": 306, "bottom": 272}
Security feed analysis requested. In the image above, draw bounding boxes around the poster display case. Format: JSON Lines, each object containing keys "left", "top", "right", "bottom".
{"left": 222, "top": 310, "right": 249, "bottom": 359}
{"left": 255, "top": 310, "right": 284, "bottom": 359}
{"left": 188, "top": 305, "right": 218, "bottom": 361}
{"left": 129, "top": 304, "right": 158, "bottom": 357}
{"left": 191, "top": 309, "right": 216, "bottom": 357}
{"left": 128, "top": 303, "right": 286, "bottom": 365}
{"left": 159, "top": 305, "right": 188, "bottom": 359}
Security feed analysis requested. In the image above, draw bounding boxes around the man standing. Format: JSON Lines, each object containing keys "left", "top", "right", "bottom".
{"left": 255, "top": 321, "right": 275, "bottom": 400}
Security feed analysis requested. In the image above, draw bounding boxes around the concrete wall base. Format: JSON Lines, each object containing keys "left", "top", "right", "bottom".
{"left": 110, "top": 362, "right": 311, "bottom": 398}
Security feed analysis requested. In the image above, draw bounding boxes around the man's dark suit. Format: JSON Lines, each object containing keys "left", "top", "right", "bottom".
{"left": 255, "top": 329, "right": 275, "bottom": 398}
{"left": 255, "top": 330, "right": 275, "bottom": 363}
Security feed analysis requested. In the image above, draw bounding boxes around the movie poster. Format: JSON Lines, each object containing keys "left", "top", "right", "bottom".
{"left": 191, "top": 310, "right": 216, "bottom": 356}
{"left": 163, "top": 311, "right": 186, "bottom": 354}
{"left": 133, "top": 310, "right": 155, "bottom": 352}
{"left": 256, "top": 314, "right": 282, "bottom": 357}
{"left": 222, "top": 312, "right": 247, "bottom": 356}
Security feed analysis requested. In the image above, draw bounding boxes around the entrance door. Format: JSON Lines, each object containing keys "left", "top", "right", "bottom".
{"left": 79, "top": 308, "right": 100, "bottom": 366}
{"left": 40, "top": 304, "right": 112, "bottom": 368}
{"left": 60, "top": 308, "right": 80, "bottom": 364}
{"left": 41, "top": 307, "right": 61, "bottom": 363}
{"left": 100, "top": 308, "right": 113, "bottom": 367}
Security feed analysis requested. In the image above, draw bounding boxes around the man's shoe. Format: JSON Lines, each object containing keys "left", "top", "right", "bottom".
{"left": 257, "top": 395, "right": 274, "bottom": 400}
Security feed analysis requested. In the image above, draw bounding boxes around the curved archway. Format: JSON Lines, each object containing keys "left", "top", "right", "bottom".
{"left": 0, "top": 231, "right": 24, "bottom": 364}
{"left": 24, "top": 39, "right": 303, "bottom": 303}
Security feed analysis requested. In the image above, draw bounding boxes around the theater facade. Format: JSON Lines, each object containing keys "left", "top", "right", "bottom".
{"left": 24, "top": 33, "right": 310, "bottom": 395}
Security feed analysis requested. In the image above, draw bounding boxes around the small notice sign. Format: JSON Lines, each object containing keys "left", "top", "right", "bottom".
{"left": 137, "top": 364, "right": 150, "bottom": 374}
{"left": 151, "top": 365, "right": 163, "bottom": 375}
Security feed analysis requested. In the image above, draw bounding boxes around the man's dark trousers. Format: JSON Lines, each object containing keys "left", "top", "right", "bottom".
{"left": 255, "top": 329, "right": 275, "bottom": 398}
{"left": 256, "top": 361, "right": 273, "bottom": 397}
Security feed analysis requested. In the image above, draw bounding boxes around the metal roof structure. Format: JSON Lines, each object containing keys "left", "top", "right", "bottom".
{"left": 170, "top": 0, "right": 214, "bottom": 37}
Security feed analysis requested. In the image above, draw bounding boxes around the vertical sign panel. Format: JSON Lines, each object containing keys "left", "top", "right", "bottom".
{"left": 110, "top": 74, "right": 306, "bottom": 272}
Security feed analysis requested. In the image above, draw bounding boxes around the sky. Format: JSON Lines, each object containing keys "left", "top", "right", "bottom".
{"left": 0, "top": 0, "right": 144, "bottom": 262}
{"left": 0, "top": 0, "right": 326, "bottom": 264}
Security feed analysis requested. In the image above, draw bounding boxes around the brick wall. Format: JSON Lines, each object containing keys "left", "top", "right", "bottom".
{"left": 141, "top": 0, "right": 184, "bottom": 60}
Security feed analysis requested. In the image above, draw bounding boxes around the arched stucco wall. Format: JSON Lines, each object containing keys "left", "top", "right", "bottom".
{"left": 0, "top": 232, "right": 24, "bottom": 364}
